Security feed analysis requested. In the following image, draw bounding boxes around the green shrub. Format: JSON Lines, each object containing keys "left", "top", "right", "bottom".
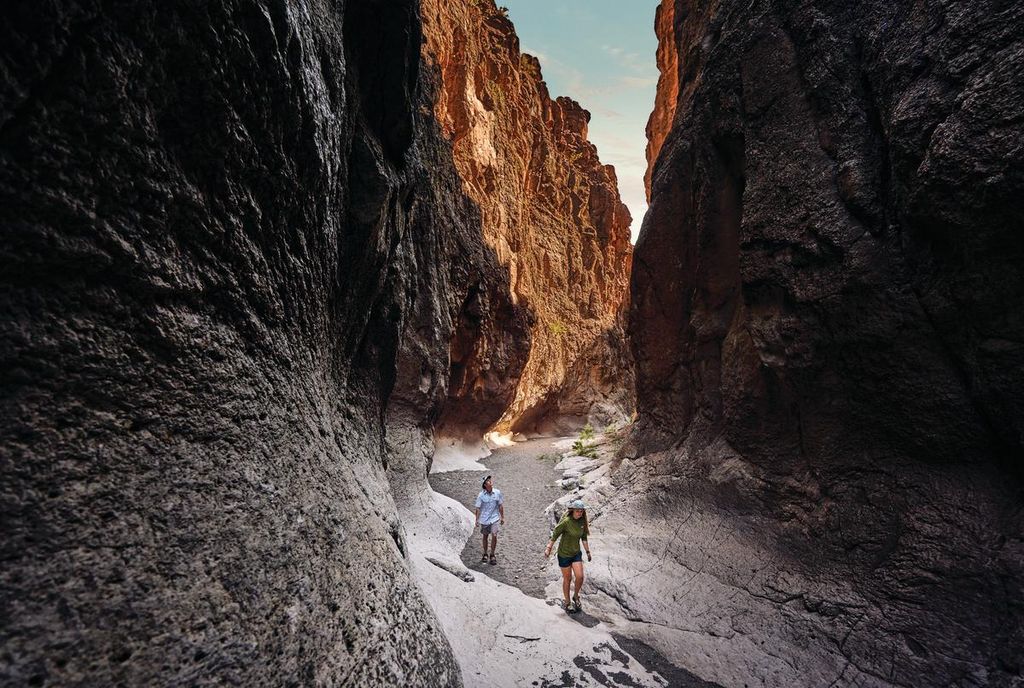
{"left": 547, "top": 320, "right": 568, "bottom": 337}
{"left": 572, "top": 440, "right": 597, "bottom": 459}
{"left": 579, "top": 423, "right": 595, "bottom": 441}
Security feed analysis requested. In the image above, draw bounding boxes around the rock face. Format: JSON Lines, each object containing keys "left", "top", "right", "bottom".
{"left": 644, "top": 0, "right": 678, "bottom": 200}
{"left": 0, "top": 0, "right": 527, "bottom": 684}
{"left": 422, "top": 0, "right": 635, "bottom": 439}
{"left": 624, "top": 0, "right": 1024, "bottom": 684}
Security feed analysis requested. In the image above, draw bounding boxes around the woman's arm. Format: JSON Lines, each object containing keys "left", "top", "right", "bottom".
{"left": 544, "top": 521, "right": 565, "bottom": 557}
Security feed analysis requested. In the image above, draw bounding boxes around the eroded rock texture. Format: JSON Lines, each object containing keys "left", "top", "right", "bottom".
{"left": 422, "top": 0, "right": 635, "bottom": 439}
{"left": 623, "top": 0, "right": 1024, "bottom": 685}
{"left": 644, "top": 0, "right": 678, "bottom": 201}
{"left": 0, "top": 0, "right": 526, "bottom": 684}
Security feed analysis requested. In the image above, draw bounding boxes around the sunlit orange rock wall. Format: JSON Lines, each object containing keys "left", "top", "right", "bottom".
{"left": 422, "top": 0, "right": 634, "bottom": 437}
{"left": 644, "top": 0, "right": 678, "bottom": 200}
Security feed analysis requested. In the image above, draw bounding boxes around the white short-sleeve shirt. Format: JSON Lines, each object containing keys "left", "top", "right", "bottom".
{"left": 474, "top": 489, "right": 503, "bottom": 525}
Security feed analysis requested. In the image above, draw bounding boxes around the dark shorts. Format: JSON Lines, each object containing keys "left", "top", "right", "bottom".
{"left": 557, "top": 552, "right": 583, "bottom": 568}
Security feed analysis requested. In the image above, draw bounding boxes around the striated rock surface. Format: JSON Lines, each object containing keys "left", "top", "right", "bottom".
{"left": 623, "top": 0, "right": 1024, "bottom": 685}
{"left": 0, "top": 0, "right": 528, "bottom": 684}
{"left": 422, "top": 0, "right": 634, "bottom": 439}
{"left": 644, "top": 0, "right": 678, "bottom": 200}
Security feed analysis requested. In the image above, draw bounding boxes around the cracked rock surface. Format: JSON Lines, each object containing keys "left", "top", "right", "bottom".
{"left": 625, "top": 0, "right": 1024, "bottom": 685}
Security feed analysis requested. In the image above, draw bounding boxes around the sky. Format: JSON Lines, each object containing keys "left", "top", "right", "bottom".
{"left": 501, "top": 0, "right": 660, "bottom": 242}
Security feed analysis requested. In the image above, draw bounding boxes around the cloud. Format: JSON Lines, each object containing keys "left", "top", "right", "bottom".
{"left": 602, "top": 44, "right": 654, "bottom": 74}
{"left": 529, "top": 52, "right": 591, "bottom": 97}
{"left": 619, "top": 75, "right": 658, "bottom": 89}
{"left": 561, "top": 75, "right": 656, "bottom": 99}
{"left": 521, "top": 46, "right": 549, "bottom": 62}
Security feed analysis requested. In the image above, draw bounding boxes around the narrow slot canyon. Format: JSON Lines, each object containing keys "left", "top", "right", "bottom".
{"left": 1, "top": 1, "right": 1022, "bottom": 688}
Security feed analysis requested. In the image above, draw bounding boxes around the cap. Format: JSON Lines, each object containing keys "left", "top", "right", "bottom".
{"left": 482, "top": 475, "right": 492, "bottom": 487}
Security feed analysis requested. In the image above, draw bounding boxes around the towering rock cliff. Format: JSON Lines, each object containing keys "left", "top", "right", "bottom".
{"left": 617, "top": 0, "right": 1024, "bottom": 684}
{"left": 0, "top": 0, "right": 528, "bottom": 684}
{"left": 644, "top": 0, "right": 678, "bottom": 200}
{"left": 421, "top": 0, "right": 635, "bottom": 439}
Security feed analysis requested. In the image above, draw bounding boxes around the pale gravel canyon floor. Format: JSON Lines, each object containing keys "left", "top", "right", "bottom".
{"left": 407, "top": 437, "right": 716, "bottom": 687}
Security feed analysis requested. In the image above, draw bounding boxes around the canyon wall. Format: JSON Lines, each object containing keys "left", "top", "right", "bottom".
{"left": 0, "top": 0, "right": 528, "bottom": 684}
{"left": 421, "top": 0, "right": 635, "bottom": 439}
{"left": 619, "top": 0, "right": 1024, "bottom": 684}
{"left": 643, "top": 0, "right": 678, "bottom": 201}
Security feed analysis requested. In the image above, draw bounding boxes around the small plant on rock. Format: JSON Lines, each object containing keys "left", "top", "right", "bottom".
{"left": 572, "top": 439, "right": 597, "bottom": 459}
{"left": 548, "top": 320, "right": 568, "bottom": 337}
{"left": 572, "top": 423, "right": 597, "bottom": 458}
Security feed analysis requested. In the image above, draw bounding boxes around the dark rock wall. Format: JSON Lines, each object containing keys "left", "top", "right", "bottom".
{"left": 0, "top": 0, "right": 523, "bottom": 684}
{"left": 631, "top": 0, "right": 1024, "bottom": 683}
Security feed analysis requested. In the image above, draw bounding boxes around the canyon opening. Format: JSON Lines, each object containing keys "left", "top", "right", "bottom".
{"left": 1, "top": 1, "right": 1022, "bottom": 688}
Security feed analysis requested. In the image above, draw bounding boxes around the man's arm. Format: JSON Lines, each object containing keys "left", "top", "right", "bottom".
{"left": 474, "top": 507, "right": 480, "bottom": 525}
{"left": 498, "top": 503, "right": 505, "bottom": 525}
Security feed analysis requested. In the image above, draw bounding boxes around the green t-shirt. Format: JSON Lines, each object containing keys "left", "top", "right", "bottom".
{"left": 550, "top": 515, "right": 588, "bottom": 558}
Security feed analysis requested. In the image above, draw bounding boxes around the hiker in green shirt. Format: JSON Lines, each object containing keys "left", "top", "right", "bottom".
{"left": 544, "top": 498, "right": 592, "bottom": 613}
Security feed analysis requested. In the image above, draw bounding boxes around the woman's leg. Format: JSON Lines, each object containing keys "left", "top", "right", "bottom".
{"left": 571, "top": 561, "right": 585, "bottom": 598}
{"left": 561, "top": 565, "right": 572, "bottom": 604}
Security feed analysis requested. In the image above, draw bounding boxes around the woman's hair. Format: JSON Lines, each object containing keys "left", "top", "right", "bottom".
{"left": 568, "top": 507, "right": 589, "bottom": 537}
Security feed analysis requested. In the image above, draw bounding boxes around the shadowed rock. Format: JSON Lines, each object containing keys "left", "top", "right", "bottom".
{"left": 0, "top": 0, "right": 526, "bottom": 684}
{"left": 622, "top": 0, "right": 1024, "bottom": 685}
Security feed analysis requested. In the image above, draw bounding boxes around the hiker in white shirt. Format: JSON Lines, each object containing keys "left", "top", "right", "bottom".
{"left": 474, "top": 475, "right": 505, "bottom": 565}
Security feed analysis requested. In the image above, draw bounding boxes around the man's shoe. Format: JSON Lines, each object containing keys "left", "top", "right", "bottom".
{"left": 564, "top": 600, "right": 576, "bottom": 614}
{"left": 481, "top": 553, "right": 488, "bottom": 563}
{"left": 573, "top": 594, "right": 581, "bottom": 611}
{"left": 489, "top": 553, "right": 497, "bottom": 565}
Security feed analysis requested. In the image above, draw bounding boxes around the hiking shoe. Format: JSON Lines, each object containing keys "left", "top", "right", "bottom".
{"left": 489, "top": 554, "right": 497, "bottom": 565}
{"left": 481, "top": 553, "right": 488, "bottom": 563}
{"left": 563, "top": 600, "right": 577, "bottom": 614}
{"left": 573, "top": 594, "right": 581, "bottom": 611}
